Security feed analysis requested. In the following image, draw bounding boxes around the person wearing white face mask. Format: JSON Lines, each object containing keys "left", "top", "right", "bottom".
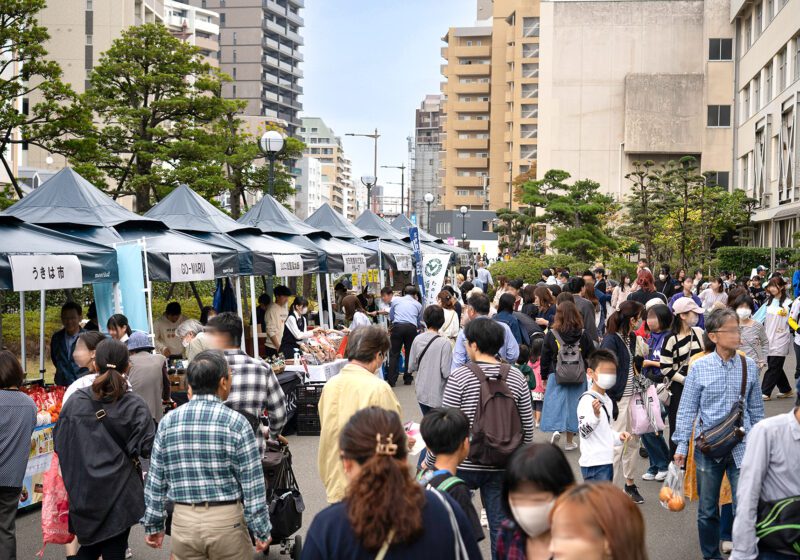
{"left": 279, "top": 295, "right": 324, "bottom": 359}
{"left": 730, "top": 294, "right": 768, "bottom": 371}
{"left": 577, "top": 349, "right": 632, "bottom": 483}
{"left": 496, "top": 443, "right": 576, "bottom": 559}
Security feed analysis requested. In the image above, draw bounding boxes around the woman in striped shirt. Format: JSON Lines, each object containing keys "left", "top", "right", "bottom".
{"left": 659, "top": 297, "right": 705, "bottom": 456}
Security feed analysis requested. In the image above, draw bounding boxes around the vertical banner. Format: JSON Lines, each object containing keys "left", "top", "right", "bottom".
{"left": 115, "top": 243, "right": 149, "bottom": 333}
{"left": 422, "top": 252, "right": 449, "bottom": 307}
{"left": 409, "top": 226, "right": 425, "bottom": 300}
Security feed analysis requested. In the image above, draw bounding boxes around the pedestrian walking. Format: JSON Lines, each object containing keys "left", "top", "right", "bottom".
{"left": 142, "top": 350, "right": 271, "bottom": 558}
{"left": 755, "top": 277, "right": 794, "bottom": 400}
{"left": 699, "top": 277, "right": 729, "bottom": 313}
{"left": 673, "top": 308, "right": 765, "bottom": 560}
{"left": 627, "top": 270, "right": 667, "bottom": 308}
{"left": 565, "top": 277, "right": 600, "bottom": 344}
{"left": 669, "top": 275, "right": 706, "bottom": 328}
{"left": 451, "top": 293, "right": 519, "bottom": 370}
{"left": 436, "top": 290, "right": 461, "bottom": 346}
{"left": 54, "top": 339, "right": 155, "bottom": 560}
{"left": 610, "top": 273, "right": 632, "bottom": 311}
{"left": 495, "top": 293, "right": 529, "bottom": 345}
{"left": 408, "top": 305, "right": 452, "bottom": 414}
{"left": 382, "top": 286, "right": 422, "bottom": 386}
{"left": 126, "top": 331, "right": 168, "bottom": 423}
{"left": 730, "top": 294, "right": 768, "bottom": 370}
{"left": 0, "top": 351, "right": 36, "bottom": 560}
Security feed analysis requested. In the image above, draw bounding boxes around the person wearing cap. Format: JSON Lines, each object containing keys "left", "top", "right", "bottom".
{"left": 660, "top": 296, "right": 706, "bottom": 456}
{"left": 128, "top": 331, "right": 169, "bottom": 423}
{"left": 668, "top": 274, "right": 706, "bottom": 329}
{"left": 264, "top": 286, "right": 292, "bottom": 358}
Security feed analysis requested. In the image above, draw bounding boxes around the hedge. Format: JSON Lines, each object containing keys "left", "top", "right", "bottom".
{"left": 715, "top": 247, "right": 800, "bottom": 279}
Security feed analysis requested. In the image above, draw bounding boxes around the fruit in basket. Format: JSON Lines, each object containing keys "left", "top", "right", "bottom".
{"left": 659, "top": 486, "right": 674, "bottom": 502}
{"left": 667, "top": 495, "right": 685, "bottom": 511}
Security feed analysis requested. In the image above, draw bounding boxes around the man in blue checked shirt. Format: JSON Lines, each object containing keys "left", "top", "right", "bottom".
{"left": 672, "top": 308, "right": 765, "bottom": 560}
{"left": 143, "top": 351, "right": 271, "bottom": 557}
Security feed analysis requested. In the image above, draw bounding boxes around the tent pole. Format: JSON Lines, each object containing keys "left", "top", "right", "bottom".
{"left": 39, "top": 290, "right": 45, "bottom": 381}
{"left": 141, "top": 238, "right": 155, "bottom": 340}
{"left": 249, "top": 276, "right": 258, "bottom": 359}
{"left": 235, "top": 276, "right": 245, "bottom": 352}
{"left": 188, "top": 282, "right": 203, "bottom": 312}
{"left": 19, "top": 292, "right": 26, "bottom": 375}
{"left": 166, "top": 283, "right": 176, "bottom": 301}
{"left": 315, "top": 273, "right": 323, "bottom": 328}
{"left": 326, "top": 273, "right": 335, "bottom": 330}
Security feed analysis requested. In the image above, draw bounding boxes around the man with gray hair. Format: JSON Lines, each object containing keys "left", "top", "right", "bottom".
{"left": 673, "top": 308, "right": 765, "bottom": 560}
{"left": 176, "top": 319, "right": 212, "bottom": 361}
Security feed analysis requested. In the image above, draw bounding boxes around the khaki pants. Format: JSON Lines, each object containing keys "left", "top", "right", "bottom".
{"left": 612, "top": 394, "right": 640, "bottom": 482}
{"left": 171, "top": 502, "right": 252, "bottom": 560}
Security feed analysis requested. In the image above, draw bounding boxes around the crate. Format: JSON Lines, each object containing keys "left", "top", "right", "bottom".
{"left": 296, "top": 402, "right": 319, "bottom": 418}
{"left": 296, "top": 382, "right": 325, "bottom": 405}
{"left": 296, "top": 415, "right": 321, "bottom": 436}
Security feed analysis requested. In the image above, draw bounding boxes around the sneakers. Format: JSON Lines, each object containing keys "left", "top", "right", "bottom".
{"left": 654, "top": 470, "right": 668, "bottom": 482}
{"left": 721, "top": 540, "right": 733, "bottom": 554}
{"left": 777, "top": 391, "right": 795, "bottom": 399}
{"left": 125, "top": 549, "right": 133, "bottom": 559}
{"left": 564, "top": 442, "right": 578, "bottom": 452}
{"left": 642, "top": 472, "right": 657, "bottom": 481}
{"left": 550, "top": 431, "right": 561, "bottom": 445}
{"left": 763, "top": 394, "right": 772, "bottom": 401}
{"left": 643, "top": 470, "right": 669, "bottom": 482}
{"left": 625, "top": 484, "right": 645, "bottom": 504}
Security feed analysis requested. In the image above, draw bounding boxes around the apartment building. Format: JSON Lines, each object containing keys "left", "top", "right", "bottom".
{"left": 300, "top": 117, "right": 357, "bottom": 221}
{"left": 537, "top": 0, "right": 735, "bottom": 200}
{"left": 733, "top": 0, "right": 800, "bottom": 247}
{"left": 409, "top": 94, "right": 443, "bottom": 224}
{"left": 164, "top": 0, "right": 220, "bottom": 67}
{"left": 294, "top": 156, "right": 324, "bottom": 219}
{"left": 192, "top": 0, "right": 303, "bottom": 134}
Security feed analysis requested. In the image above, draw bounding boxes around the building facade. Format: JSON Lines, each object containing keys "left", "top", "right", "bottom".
{"left": 294, "top": 156, "right": 323, "bottom": 219}
{"left": 409, "top": 94, "right": 443, "bottom": 225}
{"left": 733, "top": 0, "right": 800, "bottom": 247}
{"left": 164, "top": 0, "right": 220, "bottom": 67}
{"left": 537, "top": 0, "right": 735, "bottom": 200}
{"left": 192, "top": 0, "right": 303, "bottom": 134}
{"left": 429, "top": 209, "right": 500, "bottom": 256}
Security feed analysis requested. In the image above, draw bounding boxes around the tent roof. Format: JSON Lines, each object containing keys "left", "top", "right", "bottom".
{"left": 238, "top": 194, "right": 323, "bottom": 236}
{"left": 354, "top": 210, "right": 406, "bottom": 241}
{"left": 2, "top": 168, "right": 162, "bottom": 228}
{"left": 144, "top": 184, "right": 250, "bottom": 234}
{"left": 389, "top": 213, "right": 439, "bottom": 242}
{"left": 305, "top": 203, "right": 374, "bottom": 240}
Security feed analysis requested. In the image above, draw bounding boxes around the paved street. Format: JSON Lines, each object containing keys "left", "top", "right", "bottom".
{"left": 16, "top": 361, "right": 798, "bottom": 560}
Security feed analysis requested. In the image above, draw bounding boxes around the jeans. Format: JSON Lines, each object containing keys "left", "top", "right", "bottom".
{"left": 388, "top": 323, "right": 418, "bottom": 385}
{"left": 75, "top": 528, "right": 131, "bottom": 560}
{"left": 640, "top": 431, "right": 670, "bottom": 474}
{"left": 457, "top": 469, "right": 505, "bottom": 560}
{"left": 0, "top": 487, "right": 20, "bottom": 560}
{"left": 417, "top": 403, "right": 433, "bottom": 467}
{"left": 794, "top": 342, "right": 800, "bottom": 380}
{"left": 720, "top": 503, "right": 733, "bottom": 542}
{"left": 762, "top": 355, "right": 792, "bottom": 396}
{"left": 580, "top": 464, "right": 613, "bottom": 482}
{"left": 695, "top": 451, "right": 740, "bottom": 559}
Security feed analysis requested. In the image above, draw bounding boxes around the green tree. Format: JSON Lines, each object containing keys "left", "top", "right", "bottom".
{"left": 658, "top": 157, "right": 707, "bottom": 268}
{"left": 622, "top": 160, "right": 664, "bottom": 264}
{"left": 60, "top": 24, "right": 231, "bottom": 212}
{"left": 0, "top": 0, "right": 88, "bottom": 204}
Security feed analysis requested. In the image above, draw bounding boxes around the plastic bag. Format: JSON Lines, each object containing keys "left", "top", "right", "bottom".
{"left": 659, "top": 462, "right": 686, "bottom": 512}
{"left": 39, "top": 453, "right": 74, "bottom": 556}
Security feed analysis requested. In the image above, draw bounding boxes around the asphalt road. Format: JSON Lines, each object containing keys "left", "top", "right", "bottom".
{"left": 16, "top": 360, "right": 798, "bottom": 560}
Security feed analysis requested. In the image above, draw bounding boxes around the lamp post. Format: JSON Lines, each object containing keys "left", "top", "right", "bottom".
{"left": 424, "top": 192, "right": 434, "bottom": 231}
{"left": 361, "top": 175, "right": 376, "bottom": 212}
{"left": 346, "top": 128, "right": 380, "bottom": 202}
{"left": 259, "top": 130, "right": 285, "bottom": 196}
{"left": 460, "top": 205, "right": 468, "bottom": 248}
{"left": 381, "top": 164, "right": 406, "bottom": 216}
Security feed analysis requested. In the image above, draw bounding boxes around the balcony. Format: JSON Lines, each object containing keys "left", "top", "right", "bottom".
{"left": 452, "top": 100, "right": 489, "bottom": 113}
{"left": 286, "top": 9, "right": 304, "bottom": 27}
{"left": 452, "top": 64, "right": 490, "bottom": 76}
{"left": 263, "top": 19, "right": 285, "bottom": 36}
{"left": 452, "top": 81, "right": 490, "bottom": 94}
{"left": 441, "top": 47, "right": 448, "bottom": 58}
{"left": 452, "top": 119, "right": 489, "bottom": 131}
{"left": 195, "top": 36, "right": 218, "bottom": 54}
{"left": 452, "top": 175, "right": 486, "bottom": 187}
{"left": 455, "top": 156, "right": 489, "bottom": 168}
{"left": 451, "top": 45, "right": 491, "bottom": 58}
{"left": 453, "top": 138, "right": 489, "bottom": 150}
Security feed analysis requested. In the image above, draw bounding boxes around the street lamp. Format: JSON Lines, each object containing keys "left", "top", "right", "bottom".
{"left": 381, "top": 164, "right": 406, "bottom": 216}
{"left": 361, "top": 175, "right": 376, "bottom": 211}
{"left": 259, "top": 130, "right": 285, "bottom": 196}
{"left": 460, "top": 205, "right": 468, "bottom": 248}
{"left": 346, "top": 127, "right": 380, "bottom": 189}
{"left": 424, "top": 192, "right": 434, "bottom": 231}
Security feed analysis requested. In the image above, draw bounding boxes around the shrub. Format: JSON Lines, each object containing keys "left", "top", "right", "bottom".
{"left": 715, "top": 247, "right": 800, "bottom": 279}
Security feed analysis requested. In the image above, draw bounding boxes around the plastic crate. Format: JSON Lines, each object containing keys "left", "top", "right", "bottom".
{"left": 296, "top": 382, "right": 325, "bottom": 405}
{"left": 296, "top": 402, "right": 319, "bottom": 418}
{"left": 297, "top": 415, "right": 321, "bottom": 436}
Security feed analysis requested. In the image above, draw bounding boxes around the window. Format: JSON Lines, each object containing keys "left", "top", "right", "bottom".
{"left": 233, "top": 32, "right": 237, "bottom": 45}
{"left": 707, "top": 105, "right": 731, "bottom": 127}
{"left": 707, "top": 171, "right": 730, "bottom": 189}
{"left": 744, "top": 16, "right": 752, "bottom": 50}
{"left": 522, "top": 17, "right": 540, "bottom": 37}
{"left": 765, "top": 62, "right": 772, "bottom": 100}
{"left": 311, "top": 127, "right": 318, "bottom": 132}
{"left": 766, "top": 0, "right": 773, "bottom": 21}
{"left": 457, "top": 189, "right": 469, "bottom": 197}
{"left": 708, "top": 38, "right": 733, "bottom": 60}
{"left": 201, "top": 0, "right": 206, "bottom": 7}
{"left": 753, "top": 74, "right": 761, "bottom": 110}
{"left": 232, "top": 50, "right": 237, "bottom": 62}
{"left": 795, "top": 35, "right": 800, "bottom": 81}
{"left": 466, "top": 40, "right": 472, "bottom": 46}
{"left": 778, "top": 46, "right": 787, "bottom": 91}
{"left": 86, "top": 0, "right": 92, "bottom": 9}
{"left": 482, "top": 221, "right": 491, "bottom": 232}
{"left": 742, "top": 85, "right": 750, "bottom": 120}
{"left": 742, "top": 154, "right": 750, "bottom": 190}
{"left": 232, "top": 85, "right": 236, "bottom": 97}
{"left": 232, "top": 67, "right": 236, "bottom": 79}
{"left": 755, "top": 2, "right": 762, "bottom": 38}
{"left": 86, "top": 35, "right": 92, "bottom": 45}
{"left": 220, "top": 13, "right": 225, "bottom": 26}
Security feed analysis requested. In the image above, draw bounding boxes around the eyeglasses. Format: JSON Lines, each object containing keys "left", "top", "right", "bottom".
{"left": 711, "top": 329, "right": 741, "bottom": 335}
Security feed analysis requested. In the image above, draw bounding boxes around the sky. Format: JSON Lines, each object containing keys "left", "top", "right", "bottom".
{"left": 301, "top": 0, "right": 477, "bottom": 199}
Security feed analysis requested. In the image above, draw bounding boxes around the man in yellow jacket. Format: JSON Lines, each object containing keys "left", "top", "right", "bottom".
{"left": 317, "top": 325, "right": 402, "bottom": 503}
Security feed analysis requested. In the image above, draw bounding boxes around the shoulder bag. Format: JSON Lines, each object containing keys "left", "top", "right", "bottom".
{"left": 415, "top": 335, "right": 442, "bottom": 368}
{"left": 85, "top": 390, "right": 143, "bottom": 481}
{"left": 756, "top": 495, "right": 800, "bottom": 555}
{"left": 694, "top": 354, "right": 748, "bottom": 458}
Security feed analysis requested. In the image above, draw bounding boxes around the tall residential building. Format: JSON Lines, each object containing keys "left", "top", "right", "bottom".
{"left": 409, "top": 94, "right": 443, "bottom": 224}
{"left": 300, "top": 117, "right": 357, "bottom": 221}
{"left": 537, "top": 0, "right": 735, "bottom": 199}
{"left": 164, "top": 0, "right": 220, "bottom": 67}
{"left": 295, "top": 156, "right": 323, "bottom": 219}
{"left": 192, "top": 0, "right": 303, "bottom": 134}
{"left": 732, "top": 0, "right": 800, "bottom": 247}
{"left": 440, "top": 0, "right": 542, "bottom": 210}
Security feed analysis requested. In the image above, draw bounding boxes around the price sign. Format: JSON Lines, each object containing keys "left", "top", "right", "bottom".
{"left": 394, "top": 254, "right": 413, "bottom": 272}
{"left": 343, "top": 254, "right": 367, "bottom": 274}
{"left": 169, "top": 254, "right": 215, "bottom": 282}
{"left": 273, "top": 254, "right": 304, "bottom": 277}
{"left": 9, "top": 255, "right": 83, "bottom": 292}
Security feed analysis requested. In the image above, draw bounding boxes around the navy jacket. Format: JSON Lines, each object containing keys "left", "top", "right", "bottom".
{"left": 51, "top": 328, "right": 86, "bottom": 387}
{"left": 599, "top": 331, "right": 644, "bottom": 402}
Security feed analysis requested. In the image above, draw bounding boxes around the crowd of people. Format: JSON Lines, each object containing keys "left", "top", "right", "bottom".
{"left": 1, "top": 256, "right": 800, "bottom": 560}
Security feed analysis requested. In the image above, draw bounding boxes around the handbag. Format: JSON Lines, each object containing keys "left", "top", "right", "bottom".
{"left": 629, "top": 384, "right": 666, "bottom": 435}
{"left": 695, "top": 354, "right": 748, "bottom": 458}
{"left": 756, "top": 495, "right": 800, "bottom": 555}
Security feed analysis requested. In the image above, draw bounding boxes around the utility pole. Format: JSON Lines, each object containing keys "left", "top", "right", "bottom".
{"left": 382, "top": 164, "right": 407, "bottom": 216}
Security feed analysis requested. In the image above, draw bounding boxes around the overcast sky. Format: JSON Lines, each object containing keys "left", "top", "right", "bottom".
{"left": 301, "top": 0, "right": 476, "bottom": 202}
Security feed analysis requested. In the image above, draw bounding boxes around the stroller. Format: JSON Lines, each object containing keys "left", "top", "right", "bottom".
{"left": 262, "top": 439, "right": 305, "bottom": 558}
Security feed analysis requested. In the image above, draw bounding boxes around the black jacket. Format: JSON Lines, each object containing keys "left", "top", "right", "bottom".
{"left": 600, "top": 332, "right": 644, "bottom": 402}
{"left": 540, "top": 329, "right": 594, "bottom": 379}
{"left": 54, "top": 388, "right": 155, "bottom": 545}
{"left": 51, "top": 328, "right": 86, "bottom": 387}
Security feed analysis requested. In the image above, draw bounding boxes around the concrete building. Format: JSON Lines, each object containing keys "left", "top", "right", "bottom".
{"left": 192, "top": 0, "right": 303, "bottom": 134}
{"left": 429, "top": 209, "right": 499, "bottom": 256}
{"left": 732, "top": 0, "right": 800, "bottom": 247}
{"left": 537, "top": 0, "right": 735, "bottom": 200}
{"left": 300, "top": 117, "right": 357, "bottom": 221}
{"left": 409, "top": 94, "right": 443, "bottom": 224}
{"left": 164, "top": 0, "right": 220, "bottom": 67}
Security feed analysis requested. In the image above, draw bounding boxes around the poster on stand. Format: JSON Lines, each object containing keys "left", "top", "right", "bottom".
{"left": 17, "top": 424, "right": 54, "bottom": 509}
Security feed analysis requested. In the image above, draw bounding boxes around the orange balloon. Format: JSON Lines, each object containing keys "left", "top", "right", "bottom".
{"left": 659, "top": 487, "right": 674, "bottom": 502}
{"left": 668, "top": 495, "right": 685, "bottom": 511}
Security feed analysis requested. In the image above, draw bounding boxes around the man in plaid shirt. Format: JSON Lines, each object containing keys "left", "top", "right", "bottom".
{"left": 143, "top": 350, "right": 271, "bottom": 557}
{"left": 207, "top": 312, "right": 287, "bottom": 453}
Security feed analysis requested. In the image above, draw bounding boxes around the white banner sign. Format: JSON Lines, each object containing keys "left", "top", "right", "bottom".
{"left": 342, "top": 254, "right": 367, "bottom": 274}
{"left": 9, "top": 255, "right": 83, "bottom": 292}
{"left": 422, "top": 253, "right": 449, "bottom": 307}
{"left": 169, "top": 254, "right": 215, "bottom": 282}
{"left": 273, "top": 254, "right": 304, "bottom": 277}
{"left": 394, "top": 254, "right": 413, "bottom": 272}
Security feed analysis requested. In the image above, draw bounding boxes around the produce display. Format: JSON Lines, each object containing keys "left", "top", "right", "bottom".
{"left": 298, "top": 332, "right": 345, "bottom": 365}
{"left": 21, "top": 385, "right": 65, "bottom": 426}
{"left": 265, "top": 356, "right": 286, "bottom": 375}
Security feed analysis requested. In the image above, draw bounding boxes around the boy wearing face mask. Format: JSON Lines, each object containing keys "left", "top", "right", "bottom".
{"left": 577, "top": 349, "right": 631, "bottom": 482}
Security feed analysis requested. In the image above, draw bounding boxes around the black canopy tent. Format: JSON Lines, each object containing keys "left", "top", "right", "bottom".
{"left": 390, "top": 213, "right": 440, "bottom": 243}
{"left": 354, "top": 210, "right": 406, "bottom": 242}
{"left": 305, "top": 203, "right": 374, "bottom": 241}
{"left": 239, "top": 192, "right": 324, "bottom": 236}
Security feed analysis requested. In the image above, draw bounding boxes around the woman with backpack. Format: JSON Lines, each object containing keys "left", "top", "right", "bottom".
{"left": 599, "top": 300, "right": 646, "bottom": 504}
{"left": 539, "top": 301, "right": 594, "bottom": 452}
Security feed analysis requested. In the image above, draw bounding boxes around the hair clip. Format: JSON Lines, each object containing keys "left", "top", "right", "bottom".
{"left": 375, "top": 433, "right": 398, "bottom": 457}
{"left": 106, "top": 363, "right": 117, "bottom": 369}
